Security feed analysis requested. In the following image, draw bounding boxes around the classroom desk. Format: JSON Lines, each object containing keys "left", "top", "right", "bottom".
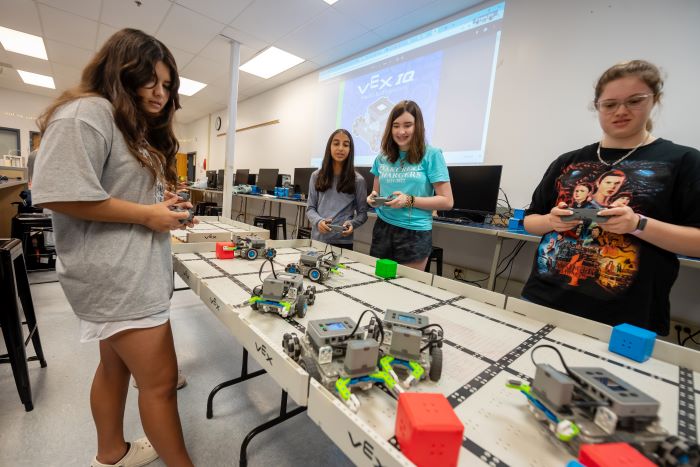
{"left": 232, "top": 193, "right": 309, "bottom": 237}
{"left": 172, "top": 239, "right": 700, "bottom": 467}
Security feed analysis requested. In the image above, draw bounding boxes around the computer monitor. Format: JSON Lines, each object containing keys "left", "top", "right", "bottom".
{"left": 355, "top": 166, "right": 374, "bottom": 196}
{"left": 217, "top": 169, "right": 225, "bottom": 189}
{"left": 442, "top": 165, "right": 502, "bottom": 222}
{"left": 206, "top": 170, "right": 217, "bottom": 189}
{"left": 293, "top": 168, "right": 316, "bottom": 197}
{"left": 256, "top": 168, "right": 279, "bottom": 192}
{"left": 234, "top": 169, "right": 249, "bottom": 185}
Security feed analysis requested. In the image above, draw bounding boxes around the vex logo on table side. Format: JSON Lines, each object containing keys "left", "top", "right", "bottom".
{"left": 348, "top": 431, "right": 386, "bottom": 467}
{"left": 255, "top": 342, "right": 273, "bottom": 366}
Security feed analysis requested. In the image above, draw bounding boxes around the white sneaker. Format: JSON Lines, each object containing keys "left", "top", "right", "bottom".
{"left": 91, "top": 437, "right": 158, "bottom": 467}
{"left": 132, "top": 371, "right": 187, "bottom": 390}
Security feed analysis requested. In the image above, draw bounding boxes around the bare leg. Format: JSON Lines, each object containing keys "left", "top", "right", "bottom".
{"left": 106, "top": 322, "right": 194, "bottom": 467}
{"left": 92, "top": 341, "right": 130, "bottom": 464}
{"left": 401, "top": 257, "right": 429, "bottom": 271}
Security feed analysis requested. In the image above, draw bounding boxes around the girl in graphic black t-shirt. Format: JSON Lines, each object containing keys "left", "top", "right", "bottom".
{"left": 522, "top": 60, "right": 700, "bottom": 335}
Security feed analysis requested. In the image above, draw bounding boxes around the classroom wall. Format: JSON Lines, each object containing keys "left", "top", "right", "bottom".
{"left": 0, "top": 88, "right": 52, "bottom": 159}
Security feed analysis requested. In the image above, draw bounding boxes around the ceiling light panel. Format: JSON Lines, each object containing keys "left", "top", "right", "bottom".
{"left": 17, "top": 70, "right": 55, "bottom": 89}
{"left": 239, "top": 47, "right": 304, "bottom": 79}
{"left": 323, "top": 0, "right": 340, "bottom": 4}
{"left": 0, "top": 27, "right": 48, "bottom": 60}
{"left": 179, "top": 77, "right": 207, "bottom": 96}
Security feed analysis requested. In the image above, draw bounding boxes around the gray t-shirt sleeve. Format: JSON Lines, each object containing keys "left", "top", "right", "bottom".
{"left": 306, "top": 171, "right": 323, "bottom": 226}
{"left": 32, "top": 101, "right": 112, "bottom": 205}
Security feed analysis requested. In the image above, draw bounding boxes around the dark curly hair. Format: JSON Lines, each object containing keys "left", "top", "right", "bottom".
{"left": 38, "top": 28, "right": 181, "bottom": 186}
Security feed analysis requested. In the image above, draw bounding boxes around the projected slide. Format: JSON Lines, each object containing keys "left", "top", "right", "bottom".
{"left": 313, "top": 2, "right": 505, "bottom": 166}
{"left": 344, "top": 53, "right": 442, "bottom": 156}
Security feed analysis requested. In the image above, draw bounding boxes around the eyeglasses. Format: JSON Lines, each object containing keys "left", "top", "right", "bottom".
{"left": 594, "top": 93, "right": 654, "bottom": 114}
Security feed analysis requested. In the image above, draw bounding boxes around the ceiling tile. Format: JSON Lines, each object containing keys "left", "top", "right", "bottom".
{"left": 168, "top": 46, "right": 195, "bottom": 71}
{"left": 181, "top": 54, "right": 228, "bottom": 84}
{"left": 277, "top": 7, "right": 370, "bottom": 60}
{"left": 311, "top": 30, "right": 383, "bottom": 69}
{"left": 332, "top": 0, "right": 432, "bottom": 30}
{"left": 51, "top": 62, "right": 82, "bottom": 89}
{"left": 156, "top": 3, "right": 225, "bottom": 54}
{"left": 39, "top": 0, "right": 102, "bottom": 21}
{"left": 100, "top": 0, "right": 172, "bottom": 34}
{"left": 266, "top": 60, "right": 317, "bottom": 87}
{"left": 38, "top": 4, "right": 99, "bottom": 50}
{"left": 96, "top": 23, "right": 120, "bottom": 50}
{"left": 0, "top": 0, "right": 43, "bottom": 35}
{"left": 188, "top": 83, "right": 227, "bottom": 104}
{"left": 175, "top": 0, "right": 253, "bottom": 25}
{"left": 4, "top": 53, "right": 53, "bottom": 75}
{"left": 198, "top": 37, "right": 259, "bottom": 71}
{"left": 220, "top": 26, "right": 267, "bottom": 53}
{"left": 229, "top": 0, "right": 327, "bottom": 44}
{"left": 45, "top": 39, "right": 93, "bottom": 69}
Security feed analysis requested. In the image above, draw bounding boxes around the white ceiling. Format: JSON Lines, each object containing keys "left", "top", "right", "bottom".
{"left": 0, "top": 0, "right": 480, "bottom": 123}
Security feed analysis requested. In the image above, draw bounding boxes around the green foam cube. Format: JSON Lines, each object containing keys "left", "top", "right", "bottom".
{"left": 375, "top": 259, "right": 397, "bottom": 279}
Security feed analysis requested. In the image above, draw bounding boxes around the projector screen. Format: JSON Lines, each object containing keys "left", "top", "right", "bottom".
{"left": 312, "top": 2, "right": 505, "bottom": 166}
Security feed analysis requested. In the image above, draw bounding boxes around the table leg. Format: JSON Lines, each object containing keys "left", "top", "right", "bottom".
{"left": 488, "top": 237, "right": 504, "bottom": 291}
{"left": 239, "top": 390, "right": 307, "bottom": 467}
{"left": 206, "top": 348, "right": 267, "bottom": 419}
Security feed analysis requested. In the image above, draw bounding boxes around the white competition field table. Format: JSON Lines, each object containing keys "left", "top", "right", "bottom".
{"left": 171, "top": 216, "right": 270, "bottom": 243}
{"left": 172, "top": 239, "right": 700, "bottom": 467}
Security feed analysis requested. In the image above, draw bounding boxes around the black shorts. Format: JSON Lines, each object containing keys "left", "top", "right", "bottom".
{"left": 370, "top": 217, "right": 432, "bottom": 263}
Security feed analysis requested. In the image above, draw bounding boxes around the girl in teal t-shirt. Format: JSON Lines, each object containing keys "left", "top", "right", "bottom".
{"left": 368, "top": 100, "right": 453, "bottom": 270}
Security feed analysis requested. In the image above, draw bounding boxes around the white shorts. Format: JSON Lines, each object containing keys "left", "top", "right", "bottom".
{"left": 79, "top": 309, "right": 170, "bottom": 343}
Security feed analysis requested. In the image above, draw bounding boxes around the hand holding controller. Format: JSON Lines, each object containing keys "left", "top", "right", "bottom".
{"left": 560, "top": 208, "right": 609, "bottom": 224}
{"left": 328, "top": 224, "right": 348, "bottom": 233}
{"left": 372, "top": 195, "right": 395, "bottom": 207}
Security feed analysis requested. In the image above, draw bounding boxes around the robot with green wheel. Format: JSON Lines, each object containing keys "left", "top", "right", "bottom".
{"left": 507, "top": 345, "right": 700, "bottom": 466}
{"left": 249, "top": 259, "right": 316, "bottom": 318}
{"left": 285, "top": 249, "right": 345, "bottom": 283}
{"left": 235, "top": 236, "right": 276, "bottom": 261}
{"left": 282, "top": 311, "right": 402, "bottom": 412}
{"left": 368, "top": 309, "right": 443, "bottom": 388}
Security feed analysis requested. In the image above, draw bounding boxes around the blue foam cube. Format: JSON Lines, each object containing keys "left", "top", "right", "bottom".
{"left": 513, "top": 208, "right": 526, "bottom": 220}
{"left": 608, "top": 323, "right": 656, "bottom": 363}
{"left": 566, "top": 461, "right": 585, "bottom": 467}
{"left": 508, "top": 217, "right": 524, "bottom": 230}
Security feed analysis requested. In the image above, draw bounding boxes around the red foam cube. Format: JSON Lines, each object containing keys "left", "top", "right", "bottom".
{"left": 215, "top": 242, "right": 235, "bottom": 259}
{"left": 579, "top": 443, "right": 655, "bottom": 467}
{"left": 395, "top": 392, "right": 464, "bottom": 467}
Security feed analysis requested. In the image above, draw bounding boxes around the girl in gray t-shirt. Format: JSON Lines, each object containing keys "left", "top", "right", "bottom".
{"left": 306, "top": 129, "right": 368, "bottom": 249}
{"left": 32, "top": 29, "right": 194, "bottom": 467}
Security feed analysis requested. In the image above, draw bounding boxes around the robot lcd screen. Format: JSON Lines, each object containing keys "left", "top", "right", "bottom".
{"left": 397, "top": 314, "right": 417, "bottom": 324}
{"left": 324, "top": 322, "right": 346, "bottom": 331}
{"left": 595, "top": 376, "right": 626, "bottom": 392}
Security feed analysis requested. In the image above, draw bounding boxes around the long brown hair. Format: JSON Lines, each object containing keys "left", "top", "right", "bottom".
{"left": 38, "top": 28, "right": 181, "bottom": 185}
{"left": 594, "top": 60, "right": 663, "bottom": 132}
{"left": 380, "top": 100, "right": 426, "bottom": 164}
{"left": 315, "top": 129, "right": 356, "bottom": 194}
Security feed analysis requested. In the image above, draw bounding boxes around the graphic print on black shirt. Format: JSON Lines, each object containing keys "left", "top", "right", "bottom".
{"left": 535, "top": 159, "right": 672, "bottom": 296}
